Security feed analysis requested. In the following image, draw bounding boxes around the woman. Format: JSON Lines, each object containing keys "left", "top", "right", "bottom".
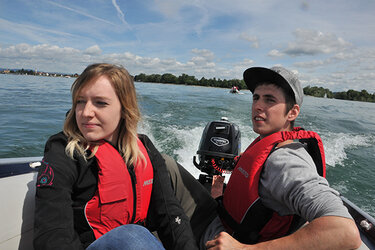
{"left": 34, "top": 63, "right": 197, "bottom": 250}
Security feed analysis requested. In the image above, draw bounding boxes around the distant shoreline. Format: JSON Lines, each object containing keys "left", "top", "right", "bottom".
{"left": 2, "top": 70, "right": 374, "bottom": 103}
{"left": 0, "top": 69, "right": 78, "bottom": 78}
{"left": 134, "top": 73, "right": 375, "bottom": 103}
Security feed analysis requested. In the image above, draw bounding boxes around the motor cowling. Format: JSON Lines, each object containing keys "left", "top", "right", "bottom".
{"left": 193, "top": 117, "right": 241, "bottom": 178}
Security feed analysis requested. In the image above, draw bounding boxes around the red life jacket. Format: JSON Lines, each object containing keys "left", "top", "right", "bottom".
{"left": 221, "top": 128, "right": 326, "bottom": 243}
{"left": 85, "top": 139, "right": 154, "bottom": 239}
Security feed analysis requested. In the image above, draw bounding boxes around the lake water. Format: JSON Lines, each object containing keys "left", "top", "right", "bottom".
{"left": 1, "top": 74, "right": 374, "bottom": 217}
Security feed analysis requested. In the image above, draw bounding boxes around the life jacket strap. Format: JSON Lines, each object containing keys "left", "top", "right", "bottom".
{"left": 217, "top": 197, "right": 274, "bottom": 244}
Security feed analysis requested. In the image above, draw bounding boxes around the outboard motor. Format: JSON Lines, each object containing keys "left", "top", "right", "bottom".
{"left": 193, "top": 117, "right": 241, "bottom": 185}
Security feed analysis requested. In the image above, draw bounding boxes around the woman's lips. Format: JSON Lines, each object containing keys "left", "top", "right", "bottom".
{"left": 82, "top": 123, "right": 98, "bottom": 128}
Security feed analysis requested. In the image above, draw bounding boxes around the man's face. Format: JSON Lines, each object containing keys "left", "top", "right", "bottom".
{"left": 251, "top": 84, "right": 293, "bottom": 138}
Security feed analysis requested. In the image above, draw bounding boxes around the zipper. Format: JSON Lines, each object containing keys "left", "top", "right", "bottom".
{"left": 128, "top": 164, "right": 137, "bottom": 224}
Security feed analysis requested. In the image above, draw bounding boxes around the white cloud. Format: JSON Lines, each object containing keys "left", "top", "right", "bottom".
{"left": 0, "top": 43, "right": 219, "bottom": 77}
{"left": 294, "top": 60, "right": 325, "bottom": 68}
{"left": 235, "top": 58, "right": 255, "bottom": 67}
{"left": 0, "top": 43, "right": 80, "bottom": 59}
{"left": 284, "top": 29, "right": 352, "bottom": 56}
{"left": 268, "top": 49, "right": 284, "bottom": 58}
{"left": 182, "top": 49, "right": 217, "bottom": 70}
{"left": 191, "top": 48, "right": 214, "bottom": 61}
{"left": 239, "top": 33, "right": 259, "bottom": 48}
{"left": 84, "top": 45, "right": 102, "bottom": 55}
{"left": 213, "top": 58, "right": 255, "bottom": 79}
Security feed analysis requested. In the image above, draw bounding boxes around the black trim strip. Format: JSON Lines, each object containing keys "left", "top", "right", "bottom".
{"left": 0, "top": 157, "right": 41, "bottom": 178}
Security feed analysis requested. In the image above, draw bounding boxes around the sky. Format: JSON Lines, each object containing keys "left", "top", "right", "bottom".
{"left": 1, "top": 0, "right": 375, "bottom": 92}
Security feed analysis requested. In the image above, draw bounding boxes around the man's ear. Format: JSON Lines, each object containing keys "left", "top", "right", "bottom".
{"left": 288, "top": 104, "right": 300, "bottom": 121}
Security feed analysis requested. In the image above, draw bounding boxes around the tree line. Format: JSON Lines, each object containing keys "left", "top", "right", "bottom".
{"left": 134, "top": 73, "right": 375, "bottom": 103}
{"left": 134, "top": 73, "right": 247, "bottom": 89}
{"left": 303, "top": 86, "right": 375, "bottom": 103}
{"left": 2, "top": 68, "right": 78, "bottom": 77}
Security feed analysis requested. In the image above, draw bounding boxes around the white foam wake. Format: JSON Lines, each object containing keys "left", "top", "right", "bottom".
{"left": 321, "top": 132, "right": 372, "bottom": 167}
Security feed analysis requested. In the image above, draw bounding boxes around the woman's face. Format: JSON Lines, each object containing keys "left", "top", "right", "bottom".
{"left": 75, "top": 75, "right": 122, "bottom": 144}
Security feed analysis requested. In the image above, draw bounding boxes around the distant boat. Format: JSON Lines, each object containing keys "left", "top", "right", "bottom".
{"left": 229, "top": 86, "right": 241, "bottom": 94}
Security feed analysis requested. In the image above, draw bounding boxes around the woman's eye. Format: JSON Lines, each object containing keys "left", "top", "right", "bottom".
{"left": 97, "top": 101, "right": 108, "bottom": 106}
{"left": 76, "top": 99, "right": 85, "bottom": 104}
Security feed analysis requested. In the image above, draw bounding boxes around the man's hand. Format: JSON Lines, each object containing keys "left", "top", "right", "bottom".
{"left": 206, "top": 216, "right": 361, "bottom": 250}
{"left": 206, "top": 232, "right": 249, "bottom": 250}
{"left": 211, "top": 175, "right": 225, "bottom": 198}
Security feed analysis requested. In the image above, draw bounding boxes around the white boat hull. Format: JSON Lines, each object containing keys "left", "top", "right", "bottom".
{"left": 0, "top": 172, "right": 37, "bottom": 249}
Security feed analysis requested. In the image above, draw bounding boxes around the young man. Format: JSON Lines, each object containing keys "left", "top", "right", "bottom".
{"left": 202, "top": 66, "right": 361, "bottom": 249}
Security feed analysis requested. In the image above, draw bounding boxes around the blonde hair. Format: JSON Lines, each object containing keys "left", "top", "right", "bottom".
{"left": 63, "top": 63, "right": 143, "bottom": 166}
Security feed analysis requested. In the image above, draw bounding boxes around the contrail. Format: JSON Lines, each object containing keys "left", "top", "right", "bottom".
{"left": 47, "top": 0, "right": 116, "bottom": 26}
{"left": 112, "top": 0, "right": 130, "bottom": 28}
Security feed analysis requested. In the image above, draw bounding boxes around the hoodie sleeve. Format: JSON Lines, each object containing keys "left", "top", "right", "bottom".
{"left": 260, "top": 143, "right": 352, "bottom": 221}
{"left": 139, "top": 134, "right": 198, "bottom": 250}
{"left": 34, "top": 132, "right": 84, "bottom": 250}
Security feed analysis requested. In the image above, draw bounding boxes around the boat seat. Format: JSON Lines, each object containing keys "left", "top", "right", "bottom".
{"left": 0, "top": 157, "right": 40, "bottom": 250}
{"left": 0, "top": 172, "right": 37, "bottom": 250}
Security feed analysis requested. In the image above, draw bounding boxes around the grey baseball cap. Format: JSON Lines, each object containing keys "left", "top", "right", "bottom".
{"left": 243, "top": 66, "right": 303, "bottom": 106}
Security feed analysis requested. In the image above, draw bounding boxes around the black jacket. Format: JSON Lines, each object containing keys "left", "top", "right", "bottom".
{"left": 34, "top": 132, "right": 197, "bottom": 250}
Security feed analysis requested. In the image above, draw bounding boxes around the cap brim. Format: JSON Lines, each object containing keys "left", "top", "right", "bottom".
{"left": 243, "top": 67, "right": 290, "bottom": 93}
